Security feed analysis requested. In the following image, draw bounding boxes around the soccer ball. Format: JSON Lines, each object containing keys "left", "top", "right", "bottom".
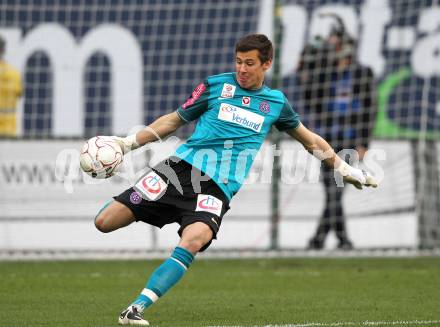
{"left": 79, "top": 136, "right": 123, "bottom": 179}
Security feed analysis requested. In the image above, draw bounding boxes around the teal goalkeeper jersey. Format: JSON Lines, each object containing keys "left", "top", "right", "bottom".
{"left": 175, "top": 72, "right": 301, "bottom": 200}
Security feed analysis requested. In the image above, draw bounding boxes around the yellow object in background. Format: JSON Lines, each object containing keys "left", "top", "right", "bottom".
{"left": 0, "top": 61, "right": 22, "bottom": 137}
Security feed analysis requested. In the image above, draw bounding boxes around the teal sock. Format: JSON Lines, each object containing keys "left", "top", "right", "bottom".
{"left": 131, "top": 247, "right": 194, "bottom": 312}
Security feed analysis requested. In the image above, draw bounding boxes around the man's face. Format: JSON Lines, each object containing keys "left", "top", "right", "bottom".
{"left": 328, "top": 34, "right": 342, "bottom": 51}
{"left": 235, "top": 50, "right": 272, "bottom": 90}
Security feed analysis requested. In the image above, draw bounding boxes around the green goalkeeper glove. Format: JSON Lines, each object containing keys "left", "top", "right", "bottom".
{"left": 111, "top": 135, "right": 140, "bottom": 154}
{"left": 336, "top": 161, "right": 378, "bottom": 190}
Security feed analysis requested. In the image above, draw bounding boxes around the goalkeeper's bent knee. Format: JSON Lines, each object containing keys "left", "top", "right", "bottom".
{"left": 94, "top": 200, "right": 113, "bottom": 231}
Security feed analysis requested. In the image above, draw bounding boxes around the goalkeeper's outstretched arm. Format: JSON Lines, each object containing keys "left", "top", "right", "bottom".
{"left": 113, "top": 111, "right": 185, "bottom": 154}
{"left": 112, "top": 112, "right": 185, "bottom": 154}
{"left": 287, "top": 123, "right": 377, "bottom": 189}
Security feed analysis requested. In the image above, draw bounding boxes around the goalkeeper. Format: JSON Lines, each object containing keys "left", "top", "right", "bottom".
{"left": 94, "top": 34, "right": 377, "bottom": 326}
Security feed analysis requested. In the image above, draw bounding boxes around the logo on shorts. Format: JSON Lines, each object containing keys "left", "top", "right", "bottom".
{"left": 259, "top": 101, "right": 270, "bottom": 114}
{"left": 221, "top": 83, "right": 236, "bottom": 98}
{"left": 134, "top": 171, "right": 168, "bottom": 201}
{"left": 142, "top": 174, "right": 163, "bottom": 194}
{"left": 196, "top": 194, "right": 223, "bottom": 217}
{"left": 129, "top": 191, "right": 142, "bottom": 204}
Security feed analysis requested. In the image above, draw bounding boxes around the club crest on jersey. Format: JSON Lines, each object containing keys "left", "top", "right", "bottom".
{"left": 259, "top": 101, "right": 270, "bottom": 114}
{"left": 242, "top": 96, "right": 251, "bottom": 106}
{"left": 134, "top": 171, "right": 168, "bottom": 201}
{"left": 196, "top": 194, "right": 223, "bottom": 217}
{"left": 221, "top": 83, "right": 236, "bottom": 98}
{"left": 218, "top": 103, "right": 264, "bottom": 132}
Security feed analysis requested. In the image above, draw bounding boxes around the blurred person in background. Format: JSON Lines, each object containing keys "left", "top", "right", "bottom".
{"left": 0, "top": 35, "right": 22, "bottom": 138}
{"left": 297, "top": 15, "right": 377, "bottom": 250}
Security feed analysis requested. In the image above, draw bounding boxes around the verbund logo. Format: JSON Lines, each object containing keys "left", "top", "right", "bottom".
{"left": 218, "top": 103, "right": 264, "bottom": 132}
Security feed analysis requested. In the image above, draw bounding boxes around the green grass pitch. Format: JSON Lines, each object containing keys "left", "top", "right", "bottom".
{"left": 1, "top": 257, "right": 439, "bottom": 327}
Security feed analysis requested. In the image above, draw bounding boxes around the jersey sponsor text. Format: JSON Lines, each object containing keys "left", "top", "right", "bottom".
{"left": 218, "top": 103, "right": 264, "bottom": 132}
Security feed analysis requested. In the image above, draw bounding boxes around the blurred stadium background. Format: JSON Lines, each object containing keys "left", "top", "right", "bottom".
{"left": 0, "top": 0, "right": 439, "bottom": 259}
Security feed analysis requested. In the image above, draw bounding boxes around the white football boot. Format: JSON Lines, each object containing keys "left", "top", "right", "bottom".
{"left": 118, "top": 306, "right": 149, "bottom": 326}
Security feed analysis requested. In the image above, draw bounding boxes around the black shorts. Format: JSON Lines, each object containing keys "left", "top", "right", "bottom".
{"left": 114, "top": 157, "right": 230, "bottom": 251}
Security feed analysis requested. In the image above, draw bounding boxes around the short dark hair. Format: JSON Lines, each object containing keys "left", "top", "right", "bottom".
{"left": 235, "top": 34, "right": 273, "bottom": 64}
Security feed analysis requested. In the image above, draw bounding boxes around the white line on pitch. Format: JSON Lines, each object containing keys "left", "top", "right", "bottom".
{"left": 206, "top": 320, "right": 440, "bottom": 327}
